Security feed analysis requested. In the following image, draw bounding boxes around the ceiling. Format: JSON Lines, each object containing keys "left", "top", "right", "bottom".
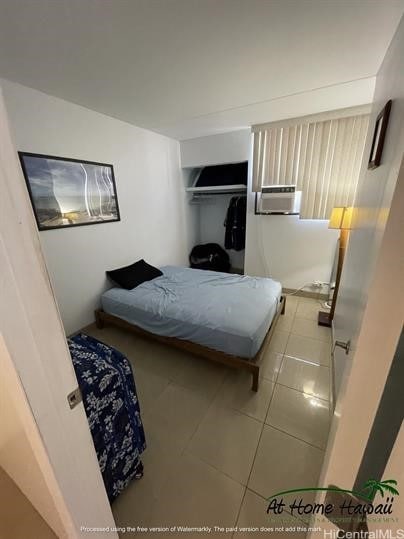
{"left": 0, "top": 0, "right": 403, "bottom": 140}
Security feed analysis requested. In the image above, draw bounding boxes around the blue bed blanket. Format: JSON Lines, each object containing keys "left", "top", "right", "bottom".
{"left": 68, "top": 333, "right": 146, "bottom": 502}
{"left": 101, "top": 266, "right": 282, "bottom": 358}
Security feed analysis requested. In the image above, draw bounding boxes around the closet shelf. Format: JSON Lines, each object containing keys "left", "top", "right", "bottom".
{"left": 185, "top": 184, "right": 247, "bottom": 195}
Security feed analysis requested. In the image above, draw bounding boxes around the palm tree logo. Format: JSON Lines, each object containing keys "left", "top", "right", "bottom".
{"left": 266, "top": 478, "right": 399, "bottom": 505}
{"left": 361, "top": 479, "right": 399, "bottom": 501}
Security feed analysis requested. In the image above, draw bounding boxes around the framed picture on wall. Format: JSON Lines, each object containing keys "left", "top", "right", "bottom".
{"left": 19, "top": 152, "right": 120, "bottom": 230}
{"left": 368, "top": 100, "right": 392, "bottom": 170}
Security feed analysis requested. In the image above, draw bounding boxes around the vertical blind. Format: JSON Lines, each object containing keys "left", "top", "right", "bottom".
{"left": 252, "top": 112, "right": 369, "bottom": 219}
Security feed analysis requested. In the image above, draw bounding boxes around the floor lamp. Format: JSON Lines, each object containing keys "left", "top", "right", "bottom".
{"left": 318, "top": 206, "right": 353, "bottom": 327}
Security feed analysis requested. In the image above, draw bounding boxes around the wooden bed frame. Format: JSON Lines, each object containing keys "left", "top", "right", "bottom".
{"left": 94, "top": 295, "right": 286, "bottom": 392}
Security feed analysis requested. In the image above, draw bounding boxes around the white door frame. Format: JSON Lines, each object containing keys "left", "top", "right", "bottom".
{"left": 308, "top": 154, "right": 404, "bottom": 538}
{"left": 0, "top": 88, "right": 118, "bottom": 537}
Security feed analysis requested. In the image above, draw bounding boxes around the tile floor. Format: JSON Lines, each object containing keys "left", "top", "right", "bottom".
{"left": 85, "top": 295, "right": 332, "bottom": 538}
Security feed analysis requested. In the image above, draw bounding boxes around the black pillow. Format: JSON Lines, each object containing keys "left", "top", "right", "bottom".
{"left": 106, "top": 259, "right": 163, "bottom": 290}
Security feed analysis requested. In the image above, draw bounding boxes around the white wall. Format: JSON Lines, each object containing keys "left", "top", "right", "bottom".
{"left": 181, "top": 129, "right": 338, "bottom": 287}
{"left": 1, "top": 79, "right": 193, "bottom": 335}
{"left": 181, "top": 167, "right": 200, "bottom": 262}
{"left": 180, "top": 129, "right": 251, "bottom": 167}
{"left": 246, "top": 214, "right": 338, "bottom": 288}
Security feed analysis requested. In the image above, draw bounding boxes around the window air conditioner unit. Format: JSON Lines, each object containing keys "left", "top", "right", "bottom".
{"left": 257, "top": 185, "right": 301, "bottom": 214}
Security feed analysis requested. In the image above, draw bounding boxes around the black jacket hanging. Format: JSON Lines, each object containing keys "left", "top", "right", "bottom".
{"left": 224, "top": 196, "right": 246, "bottom": 251}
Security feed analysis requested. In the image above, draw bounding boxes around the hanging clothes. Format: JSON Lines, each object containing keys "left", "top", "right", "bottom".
{"left": 224, "top": 196, "right": 247, "bottom": 251}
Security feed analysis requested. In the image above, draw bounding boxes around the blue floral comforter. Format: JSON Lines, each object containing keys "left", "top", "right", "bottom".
{"left": 68, "top": 333, "right": 146, "bottom": 502}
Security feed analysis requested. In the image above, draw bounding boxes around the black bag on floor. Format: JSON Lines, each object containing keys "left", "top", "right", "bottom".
{"left": 189, "top": 243, "right": 230, "bottom": 273}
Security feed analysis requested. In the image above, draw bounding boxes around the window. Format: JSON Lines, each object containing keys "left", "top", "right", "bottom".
{"left": 252, "top": 108, "right": 369, "bottom": 219}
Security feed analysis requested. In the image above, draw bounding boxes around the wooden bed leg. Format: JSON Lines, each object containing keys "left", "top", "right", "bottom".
{"left": 251, "top": 367, "right": 259, "bottom": 392}
{"left": 95, "top": 309, "right": 105, "bottom": 329}
{"left": 281, "top": 296, "right": 286, "bottom": 315}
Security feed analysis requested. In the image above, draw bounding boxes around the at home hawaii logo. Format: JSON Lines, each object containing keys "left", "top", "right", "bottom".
{"left": 266, "top": 479, "right": 399, "bottom": 518}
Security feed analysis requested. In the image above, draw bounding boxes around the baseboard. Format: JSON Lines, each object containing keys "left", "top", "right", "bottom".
{"left": 282, "top": 287, "right": 328, "bottom": 300}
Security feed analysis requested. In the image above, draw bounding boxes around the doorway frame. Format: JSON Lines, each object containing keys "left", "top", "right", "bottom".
{"left": 308, "top": 154, "right": 404, "bottom": 537}
{"left": 0, "top": 87, "right": 118, "bottom": 538}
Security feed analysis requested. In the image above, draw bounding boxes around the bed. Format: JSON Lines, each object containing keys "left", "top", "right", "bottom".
{"left": 95, "top": 266, "right": 285, "bottom": 391}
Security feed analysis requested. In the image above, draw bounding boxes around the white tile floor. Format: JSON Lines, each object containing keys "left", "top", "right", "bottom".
{"left": 85, "top": 296, "right": 332, "bottom": 538}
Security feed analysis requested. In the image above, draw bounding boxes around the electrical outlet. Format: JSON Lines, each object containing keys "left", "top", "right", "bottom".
{"left": 313, "top": 281, "right": 329, "bottom": 288}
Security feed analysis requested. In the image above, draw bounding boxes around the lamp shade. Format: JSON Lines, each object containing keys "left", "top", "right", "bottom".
{"left": 329, "top": 207, "right": 345, "bottom": 229}
{"left": 329, "top": 206, "right": 353, "bottom": 230}
{"left": 341, "top": 207, "right": 354, "bottom": 229}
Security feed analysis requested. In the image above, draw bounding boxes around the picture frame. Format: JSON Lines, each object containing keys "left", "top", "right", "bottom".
{"left": 19, "top": 152, "right": 121, "bottom": 231}
{"left": 368, "top": 100, "right": 392, "bottom": 170}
